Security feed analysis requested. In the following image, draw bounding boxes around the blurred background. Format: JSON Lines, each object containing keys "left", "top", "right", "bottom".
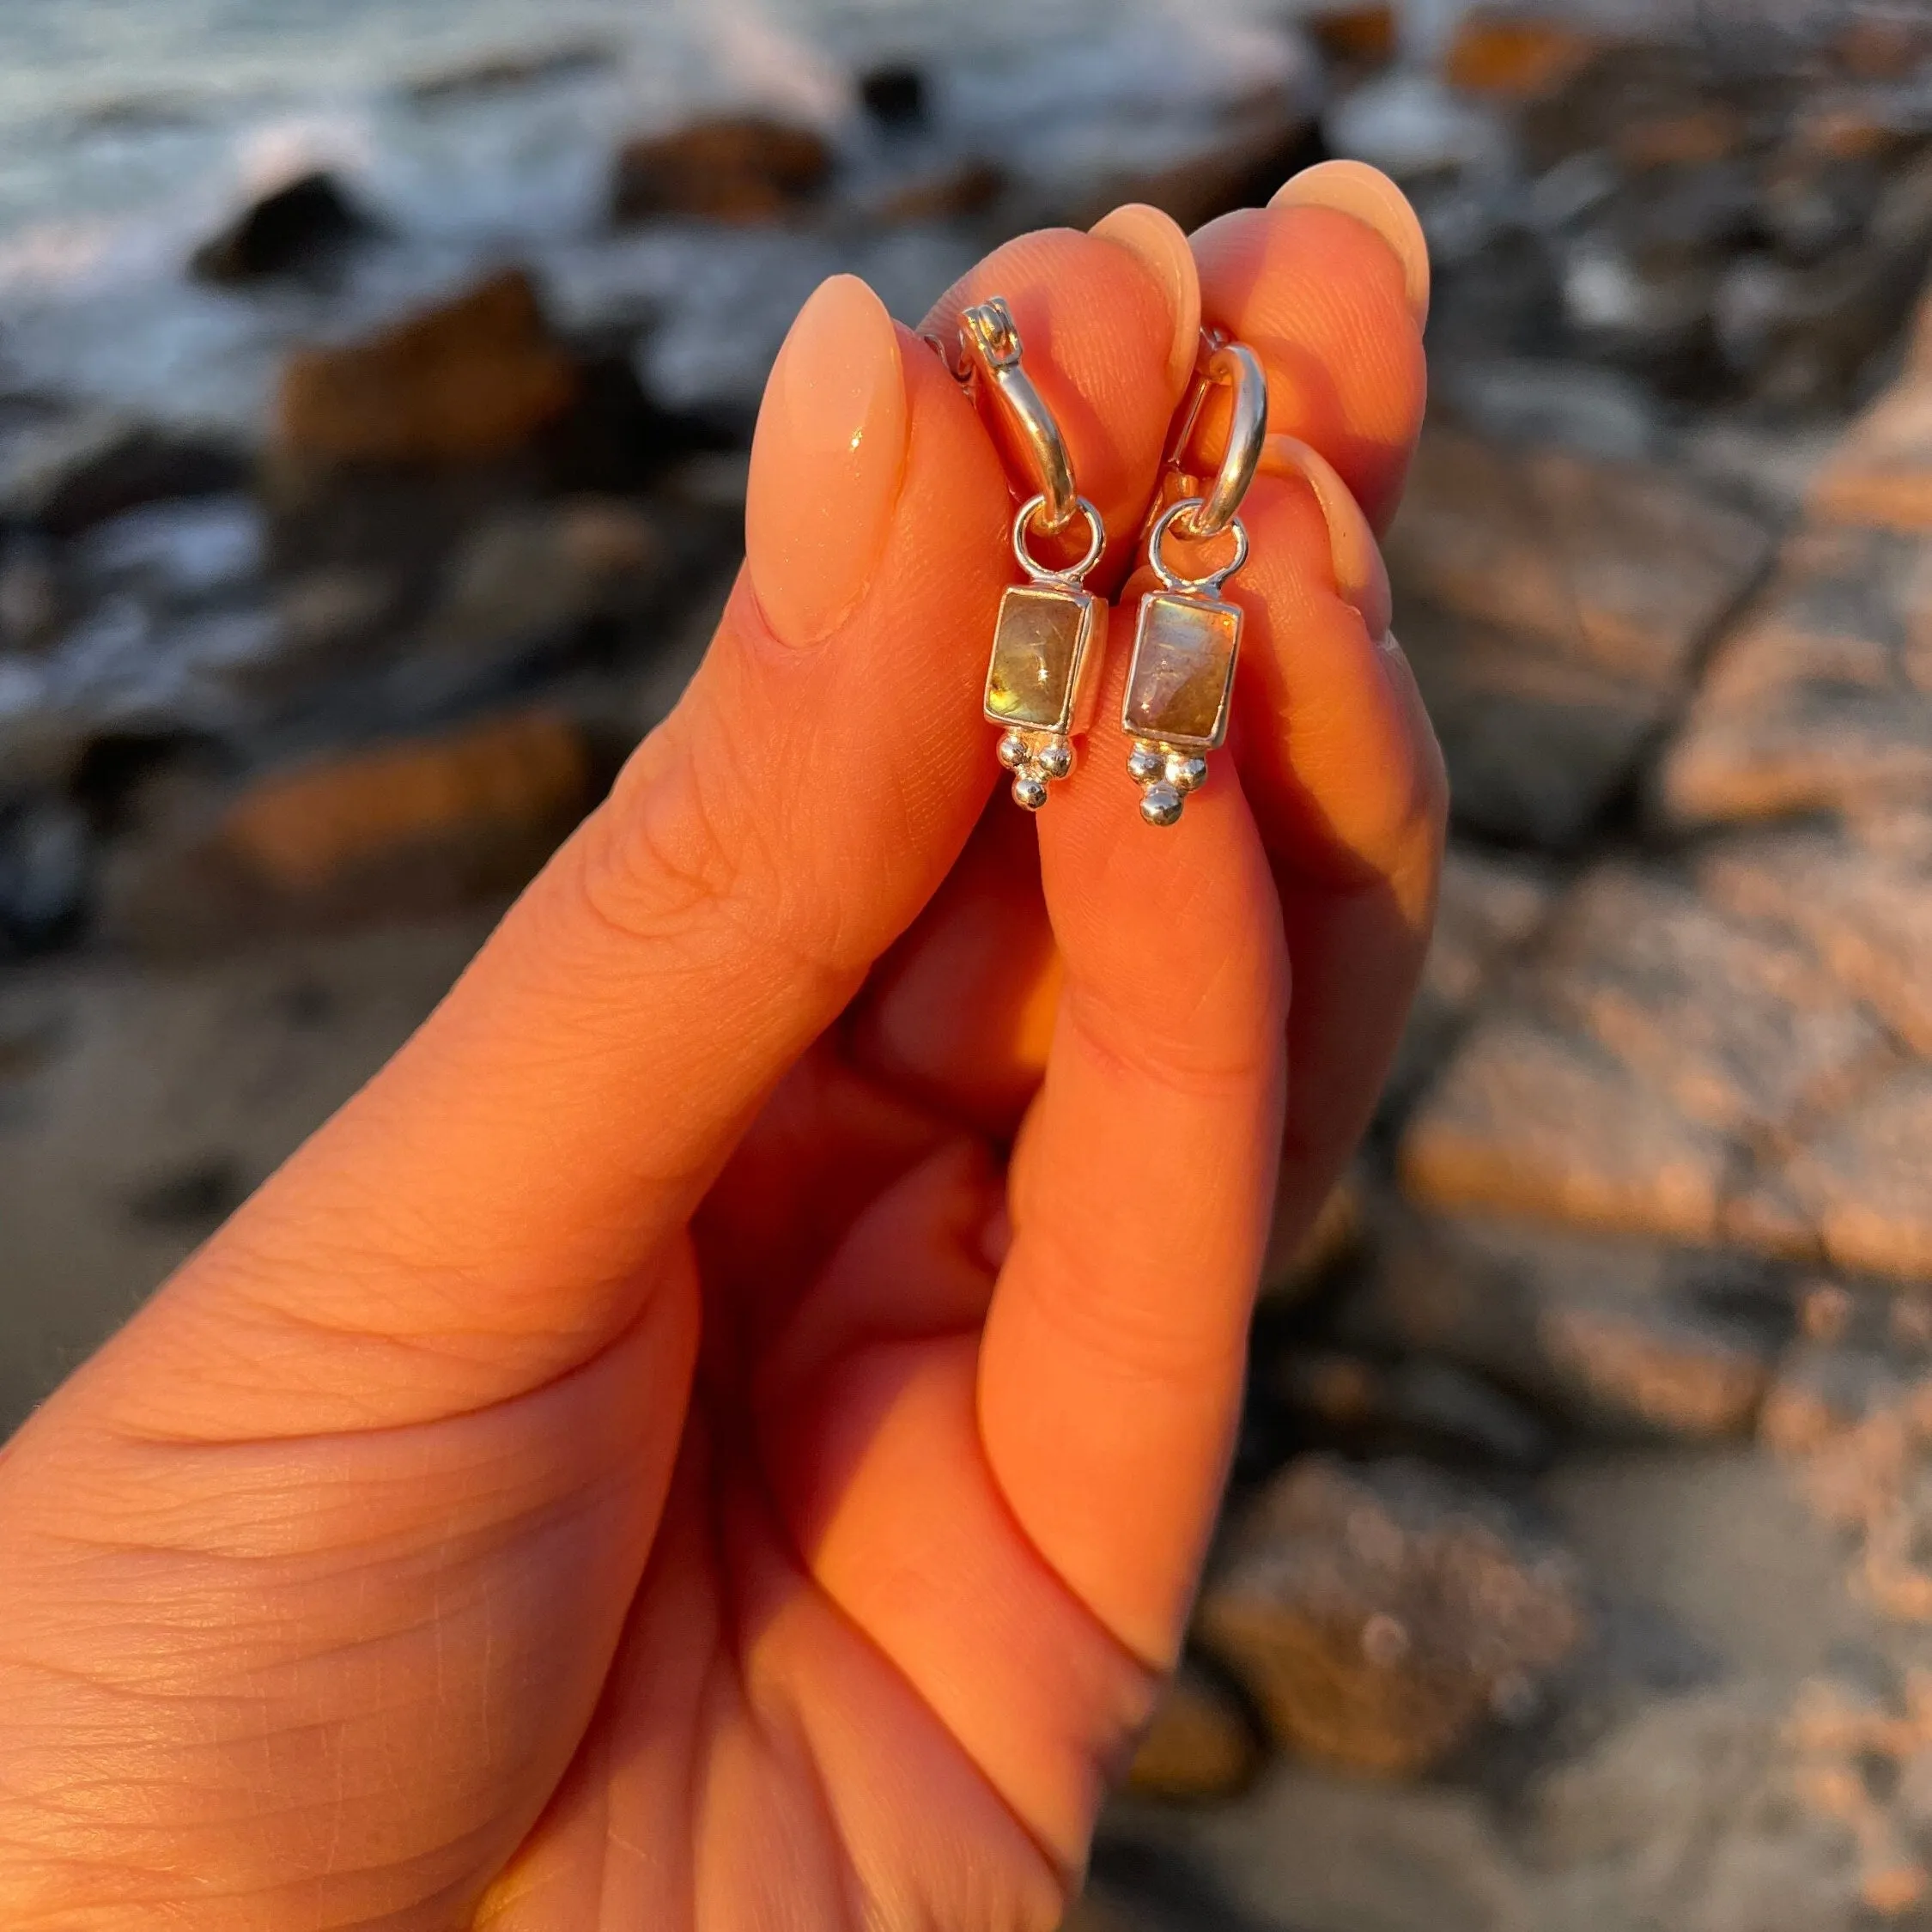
{"left": 3, "top": 0, "right": 1932, "bottom": 1924}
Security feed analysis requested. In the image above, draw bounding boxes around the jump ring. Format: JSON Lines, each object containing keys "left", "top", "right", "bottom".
{"left": 1176, "top": 341, "right": 1267, "bottom": 543}
{"left": 1013, "top": 493, "right": 1105, "bottom": 585}
{"left": 1149, "top": 495, "right": 1249, "bottom": 597}
{"left": 961, "top": 296, "right": 1078, "bottom": 533}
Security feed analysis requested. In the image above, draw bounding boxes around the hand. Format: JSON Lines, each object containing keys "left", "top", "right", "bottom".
{"left": 0, "top": 167, "right": 1441, "bottom": 1930}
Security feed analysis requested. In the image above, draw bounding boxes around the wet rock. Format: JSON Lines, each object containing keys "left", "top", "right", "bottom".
{"left": 1387, "top": 844, "right": 1554, "bottom": 1104}
{"left": 1196, "top": 1455, "right": 1587, "bottom": 1777}
{"left": 857, "top": 63, "right": 927, "bottom": 131}
{"left": 1657, "top": 526, "right": 1932, "bottom": 827}
{"left": 1126, "top": 1662, "right": 1265, "bottom": 1802}
{"left": 1340, "top": 1210, "right": 1791, "bottom": 1442}
{"left": 100, "top": 708, "right": 592, "bottom": 953}
{"left": 612, "top": 118, "right": 834, "bottom": 226}
{"left": 0, "top": 411, "right": 247, "bottom": 538}
{"left": 406, "top": 38, "right": 616, "bottom": 103}
{"left": 190, "top": 170, "right": 384, "bottom": 285}
{"left": 1812, "top": 374, "right": 1932, "bottom": 532}
{"left": 275, "top": 268, "right": 582, "bottom": 470}
{"left": 1441, "top": 12, "right": 1601, "bottom": 100}
{"left": 0, "top": 797, "right": 89, "bottom": 954}
{"left": 1400, "top": 860, "right": 1895, "bottom": 1247}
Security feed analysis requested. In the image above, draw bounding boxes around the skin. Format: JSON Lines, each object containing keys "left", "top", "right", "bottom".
{"left": 0, "top": 177, "right": 1443, "bottom": 1931}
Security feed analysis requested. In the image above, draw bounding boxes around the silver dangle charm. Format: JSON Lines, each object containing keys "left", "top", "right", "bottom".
{"left": 1124, "top": 338, "right": 1267, "bottom": 827}
{"left": 959, "top": 295, "right": 1107, "bottom": 811}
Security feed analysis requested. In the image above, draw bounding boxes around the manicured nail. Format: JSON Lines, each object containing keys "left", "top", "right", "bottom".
{"left": 1270, "top": 160, "right": 1431, "bottom": 329}
{"left": 746, "top": 273, "right": 909, "bottom": 647}
{"left": 1090, "top": 202, "right": 1203, "bottom": 397}
{"left": 1261, "top": 434, "right": 1393, "bottom": 640}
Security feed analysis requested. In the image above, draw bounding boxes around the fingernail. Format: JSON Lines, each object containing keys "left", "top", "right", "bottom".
{"left": 747, "top": 273, "right": 909, "bottom": 647}
{"left": 1261, "top": 434, "right": 1394, "bottom": 640}
{"left": 1090, "top": 202, "right": 1202, "bottom": 397}
{"left": 1270, "top": 160, "right": 1431, "bottom": 329}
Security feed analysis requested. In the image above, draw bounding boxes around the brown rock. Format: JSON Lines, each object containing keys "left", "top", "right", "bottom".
{"left": 1306, "top": 4, "right": 1399, "bottom": 72}
{"left": 1342, "top": 1210, "right": 1788, "bottom": 1442}
{"left": 612, "top": 118, "right": 832, "bottom": 225}
{"left": 1811, "top": 377, "right": 1932, "bottom": 532}
{"left": 1197, "top": 1456, "right": 1586, "bottom": 1777}
{"left": 1443, "top": 12, "right": 1600, "bottom": 98}
{"left": 1657, "top": 526, "right": 1932, "bottom": 827}
{"left": 1401, "top": 860, "right": 1897, "bottom": 1249}
{"left": 1125, "top": 1662, "right": 1264, "bottom": 1801}
{"left": 1616, "top": 105, "right": 1748, "bottom": 173}
{"left": 1388, "top": 428, "right": 1771, "bottom": 686}
{"left": 872, "top": 159, "right": 1005, "bottom": 226}
{"left": 276, "top": 269, "right": 581, "bottom": 469}
{"left": 101, "top": 709, "right": 593, "bottom": 952}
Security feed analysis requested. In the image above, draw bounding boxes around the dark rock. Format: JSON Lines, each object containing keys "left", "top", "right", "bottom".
{"left": 872, "top": 159, "right": 1006, "bottom": 226}
{"left": 612, "top": 118, "right": 834, "bottom": 226}
{"left": 1306, "top": 4, "right": 1399, "bottom": 76}
{"left": 100, "top": 708, "right": 593, "bottom": 953}
{"left": 1086, "top": 108, "right": 1322, "bottom": 235}
{"left": 275, "top": 268, "right": 581, "bottom": 471}
{"left": 0, "top": 538, "right": 62, "bottom": 648}
{"left": 406, "top": 38, "right": 616, "bottom": 103}
{"left": 2, "top": 412, "right": 248, "bottom": 539}
{"left": 858, "top": 63, "right": 927, "bottom": 131}
{"left": 190, "top": 170, "right": 384, "bottom": 285}
{"left": 0, "top": 798, "right": 89, "bottom": 953}
{"left": 1126, "top": 1662, "right": 1267, "bottom": 1802}
{"left": 1338, "top": 1210, "right": 1792, "bottom": 1443}
{"left": 125, "top": 1157, "right": 246, "bottom": 1231}
{"left": 1196, "top": 1455, "right": 1587, "bottom": 1777}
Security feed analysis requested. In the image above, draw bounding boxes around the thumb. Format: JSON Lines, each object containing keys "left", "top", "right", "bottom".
{"left": 79, "top": 275, "right": 1013, "bottom": 1441}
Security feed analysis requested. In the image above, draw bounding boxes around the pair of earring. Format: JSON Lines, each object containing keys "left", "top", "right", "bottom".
{"left": 957, "top": 296, "right": 1267, "bottom": 828}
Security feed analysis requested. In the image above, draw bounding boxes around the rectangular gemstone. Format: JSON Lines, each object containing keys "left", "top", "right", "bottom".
{"left": 1122, "top": 591, "right": 1242, "bottom": 748}
{"left": 983, "top": 584, "right": 1096, "bottom": 732}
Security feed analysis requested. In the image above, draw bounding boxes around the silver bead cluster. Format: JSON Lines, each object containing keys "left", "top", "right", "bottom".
{"left": 1127, "top": 740, "right": 1209, "bottom": 827}
{"left": 997, "top": 728, "right": 1076, "bottom": 811}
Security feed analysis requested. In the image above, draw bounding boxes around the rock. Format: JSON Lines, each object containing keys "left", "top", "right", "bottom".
{"left": 1811, "top": 376, "right": 1932, "bottom": 532}
{"left": 1400, "top": 859, "right": 1896, "bottom": 1248}
{"left": 100, "top": 708, "right": 593, "bottom": 953}
{"left": 0, "top": 797, "right": 89, "bottom": 953}
{"left": 1073, "top": 105, "right": 1321, "bottom": 236}
{"left": 1339, "top": 1210, "right": 1791, "bottom": 1442}
{"left": 190, "top": 171, "right": 384, "bottom": 284}
{"left": 422, "top": 497, "right": 667, "bottom": 666}
{"left": 1442, "top": 13, "right": 1601, "bottom": 100}
{"left": 1196, "top": 1455, "right": 1586, "bottom": 1777}
{"left": 857, "top": 63, "right": 927, "bottom": 131}
{"left": 1305, "top": 4, "right": 1399, "bottom": 75}
{"left": 1387, "top": 845, "right": 1556, "bottom": 1103}
{"left": 1657, "top": 526, "right": 1932, "bottom": 827}
{"left": 1387, "top": 428, "right": 1771, "bottom": 690}
{"left": 1126, "top": 1663, "right": 1265, "bottom": 1802}
{"left": 0, "top": 538, "right": 62, "bottom": 649}
{"left": 612, "top": 118, "right": 834, "bottom": 225}
{"left": 275, "top": 268, "right": 582, "bottom": 470}
{"left": 872, "top": 160, "right": 1006, "bottom": 226}
{"left": 1266, "top": 1349, "right": 1555, "bottom": 1469}
{"left": 0, "top": 411, "right": 248, "bottom": 538}
{"left": 406, "top": 38, "right": 616, "bottom": 102}
{"left": 1432, "top": 357, "right": 1666, "bottom": 464}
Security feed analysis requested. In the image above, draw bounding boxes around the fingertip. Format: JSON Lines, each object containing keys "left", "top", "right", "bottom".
{"left": 1258, "top": 433, "right": 1393, "bottom": 640}
{"left": 747, "top": 273, "right": 909, "bottom": 647}
{"left": 1088, "top": 202, "right": 1203, "bottom": 397}
{"left": 1268, "top": 160, "right": 1431, "bottom": 328}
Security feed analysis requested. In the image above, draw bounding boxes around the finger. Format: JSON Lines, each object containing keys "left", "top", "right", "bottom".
{"left": 73, "top": 243, "right": 1197, "bottom": 1443}
{"left": 1189, "top": 161, "right": 1429, "bottom": 533}
{"left": 1222, "top": 440, "right": 1447, "bottom": 1247}
{"left": 976, "top": 611, "right": 1291, "bottom": 1665}
{"left": 846, "top": 800, "right": 1060, "bottom": 1137}
{"left": 924, "top": 211, "right": 1198, "bottom": 595}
